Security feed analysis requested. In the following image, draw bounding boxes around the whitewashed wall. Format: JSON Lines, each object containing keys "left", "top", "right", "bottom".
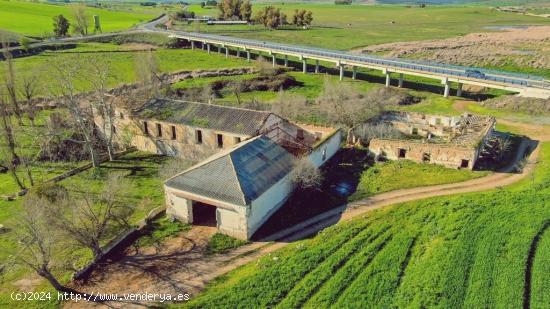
{"left": 308, "top": 129, "right": 343, "bottom": 168}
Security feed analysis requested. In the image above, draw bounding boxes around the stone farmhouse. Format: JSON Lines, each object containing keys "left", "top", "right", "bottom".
{"left": 98, "top": 98, "right": 341, "bottom": 239}
{"left": 357, "top": 111, "right": 495, "bottom": 170}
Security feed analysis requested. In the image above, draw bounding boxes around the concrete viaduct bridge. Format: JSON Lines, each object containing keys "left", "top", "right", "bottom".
{"left": 145, "top": 22, "right": 550, "bottom": 99}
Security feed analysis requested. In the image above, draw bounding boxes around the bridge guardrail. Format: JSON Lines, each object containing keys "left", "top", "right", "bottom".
{"left": 173, "top": 31, "right": 548, "bottom": 89}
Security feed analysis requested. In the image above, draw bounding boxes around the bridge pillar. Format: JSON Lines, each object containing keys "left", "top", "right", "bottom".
{"left": 457, "top": 83, "right": 463, "bottom": 97}
{"left": 315, "top": 60, "right": 319, "bottom": 73}
{"left": 284, "top": 55, "right": 288, "bottom": 67}
{"left": 207, "top": 44, "right": 211, "bottom": 54}
{"left": 352, "top": 66, "right": 357, "bottom": 80}
{"left": 190, "top": 40, "right": 195, "bottom": 50}
{"left": 339, "top": 65, "right": 344, "bottom": 81}
{"left": 225, "top": 47, "right": 229, "bottom": 58}
{"left": 246, "top": 50, "right": 251, "bottom": 62}
{"left": 385, "top": 73, "right": 391, "bottom": 87}
{"left": 237, "top": 49, "right": 241, "bottom": 58}
{"left": 303, "top": 59, "right": 307, "bottom": 73}
{"left": 443, "top": 81, "right": 451, "bottom": 98}
{"left": 272, "top": 55, "right": 276, "bottom": 67}
{"left": 398, "top": 74, "right": 404, "bottom": 88}
{"left": 218, "top": 45, "right": 221, "bottom": 54}
{"left": 202, "top": 42, "right": 206, "bottom": 50}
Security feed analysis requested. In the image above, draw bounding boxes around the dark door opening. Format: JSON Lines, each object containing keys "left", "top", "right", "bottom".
{"left": 192, "top": 202, "right": 217, "bottom": 226}
{"left": 398, "top": 148, "right": 407, "bottom": 158}
{"left": 423, "top": 153, "right": 431, "bottom": 162}
{"left": 460, "top": 159, "right": 470, "bottom": 168}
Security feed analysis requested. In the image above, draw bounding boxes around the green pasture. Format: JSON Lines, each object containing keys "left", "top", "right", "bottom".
{"left": 350, "top": 159, "right": 489, "bottom": 200}
{"left": 181, "top": 4, "right": 550, "bottom": 50}
{"left": 5, "top": 42, "right": 253, "bottom": 98}
{"left": 0, "top": 0, "right": 155, "bottom": 37}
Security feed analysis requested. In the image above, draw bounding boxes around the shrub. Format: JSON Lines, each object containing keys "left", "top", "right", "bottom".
{"left": 207, "top": 233, "right": 248, "bottom": 254}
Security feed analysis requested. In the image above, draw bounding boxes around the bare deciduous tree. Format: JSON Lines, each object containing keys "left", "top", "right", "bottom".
{"left": 88, "top": 57, "right": 117, "bottom": 161}
{"left": 49, "top": 55, "right": 102, "bottom": 167}
{"left": 354, "top": 123, "right": 403, "bottom": 144}
{"left": 0, "top": 90, "right": 25, "bottom": 190}
{"left": 2, "top": 41, "right": 23, "bottom": 126}
{"left": 135, "top": 50, "right": 162, "bottom": 103}
{"left": 72, "top": 5, "right": 89, "bottom": 36}
{"left": 271, "top": 90, "right": 308, "bottom": 120}
{"left": 13, "top": 195, "right": 72, "bottom": 292}
{"left": 318, "top": 78, "right": 385, "bottom": 142}
{"left": 50, "top": 174, "right": 134, "bottom": 260}
{"left": 20, "top": 73, "right": 40, "bottom": 127}
{"left": 290, "top": 157, "right": 323, "bottom": 190}
{"left": 229, "top": 80, "right": 245, "bottom": 105}
{"left": 158, "top": 157, "right": 195, "bottom": 180}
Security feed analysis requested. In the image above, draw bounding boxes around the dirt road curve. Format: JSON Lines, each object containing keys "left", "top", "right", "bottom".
{"left": 64, "top": 226, "right": 286, "bottom": 308}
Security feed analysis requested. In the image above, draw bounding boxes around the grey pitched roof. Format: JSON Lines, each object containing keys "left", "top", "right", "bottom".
{"left": 134, "top": 98, "right": 271, "bottom": 136}
{"left": 165, "top": 136, "right": 295, "bottom": 206}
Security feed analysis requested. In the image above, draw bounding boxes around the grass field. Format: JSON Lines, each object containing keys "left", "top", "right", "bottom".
{"left": 180, "top": 142, "right": 550, "bottom": 309}
{"left": 7, "top": 42, "right": 253, "bottom": 98}
{"left": 350, "top": 159, "right": 489, "bottom": 200}
{"left": 0, "top": 0, "right": 155, "bottom": 37}
{"left": 180, "top": 4, "right": 550, "bottom": 50}
{"left": 0, "top": 151, "right": 171, "bottom": 308}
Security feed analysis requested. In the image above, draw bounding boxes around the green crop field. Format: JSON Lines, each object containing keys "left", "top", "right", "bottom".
{"left": 180, "top": 4, "right": 550, "bottom": 50}
{"left": 180, "top": 142, "right": 550, "bottom": 309}
{"left": 0, "top": 0, "right": 155, "bottom": 37}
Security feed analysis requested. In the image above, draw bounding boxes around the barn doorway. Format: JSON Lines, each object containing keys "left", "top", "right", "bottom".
{"left": 192, "top": 202, "right": 217, "bottom": 226}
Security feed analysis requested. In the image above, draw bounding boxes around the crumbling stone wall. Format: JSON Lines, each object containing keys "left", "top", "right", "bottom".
{"left": 369, "top": 139, "right": 479, "bottom": 169}
{"left": 110, "top": 114, "right": 249, "bottom": 161}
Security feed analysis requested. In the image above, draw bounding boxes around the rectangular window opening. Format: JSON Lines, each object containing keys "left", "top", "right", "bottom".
{"left": 461, "top": 159, "right": 469, "bottom": 168}
{"left": 171, "top": 126, "right": 177, "bottom": 140}
{"left": 196, "top": 130, "right": 203, "bottom": 144}
{"left": 217, "top": 134, "right": 224, "bottom": 148}
{"left": 143, "top": 121, "right": 149, "bottom": 135}
{"left": 156, "top": 123, "right": 162, "bottom": 138}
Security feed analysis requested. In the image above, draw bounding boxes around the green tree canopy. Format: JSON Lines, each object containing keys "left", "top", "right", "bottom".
{"left": 53, "top": 14, "right": 70, "bottom": 37}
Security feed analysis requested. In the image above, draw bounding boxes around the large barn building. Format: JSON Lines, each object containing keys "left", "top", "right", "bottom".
{"left": 97, "top": 98, "right": 341, "bottom": 239}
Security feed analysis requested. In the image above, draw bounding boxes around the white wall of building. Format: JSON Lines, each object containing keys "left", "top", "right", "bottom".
{"left": 308, "top": 130, "right": 342, "bottom": 168}
{"left": 247, "top": 175, "right": 293, "bottom": 238}
{"left": 217, "top": 207, "right": 248, "bottom": 239}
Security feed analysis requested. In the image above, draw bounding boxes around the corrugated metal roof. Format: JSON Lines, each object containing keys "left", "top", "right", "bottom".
{"left": 165, "top": 136, "right": 294, "bottom": 206}
{"left": 134, "top": 98, "right": 271, "bottom": 136}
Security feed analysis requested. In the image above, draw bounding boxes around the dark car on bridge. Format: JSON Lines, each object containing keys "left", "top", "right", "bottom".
{"left": 465, "top": 69, "right": 486, "bottom": 79}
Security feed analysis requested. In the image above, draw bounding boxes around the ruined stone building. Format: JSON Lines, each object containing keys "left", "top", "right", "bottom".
{"left": 97, "top": 98, "right": 341, "bottom": 239}
{"left": 357, "top": 111, "right": 495, "bottom": 169}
